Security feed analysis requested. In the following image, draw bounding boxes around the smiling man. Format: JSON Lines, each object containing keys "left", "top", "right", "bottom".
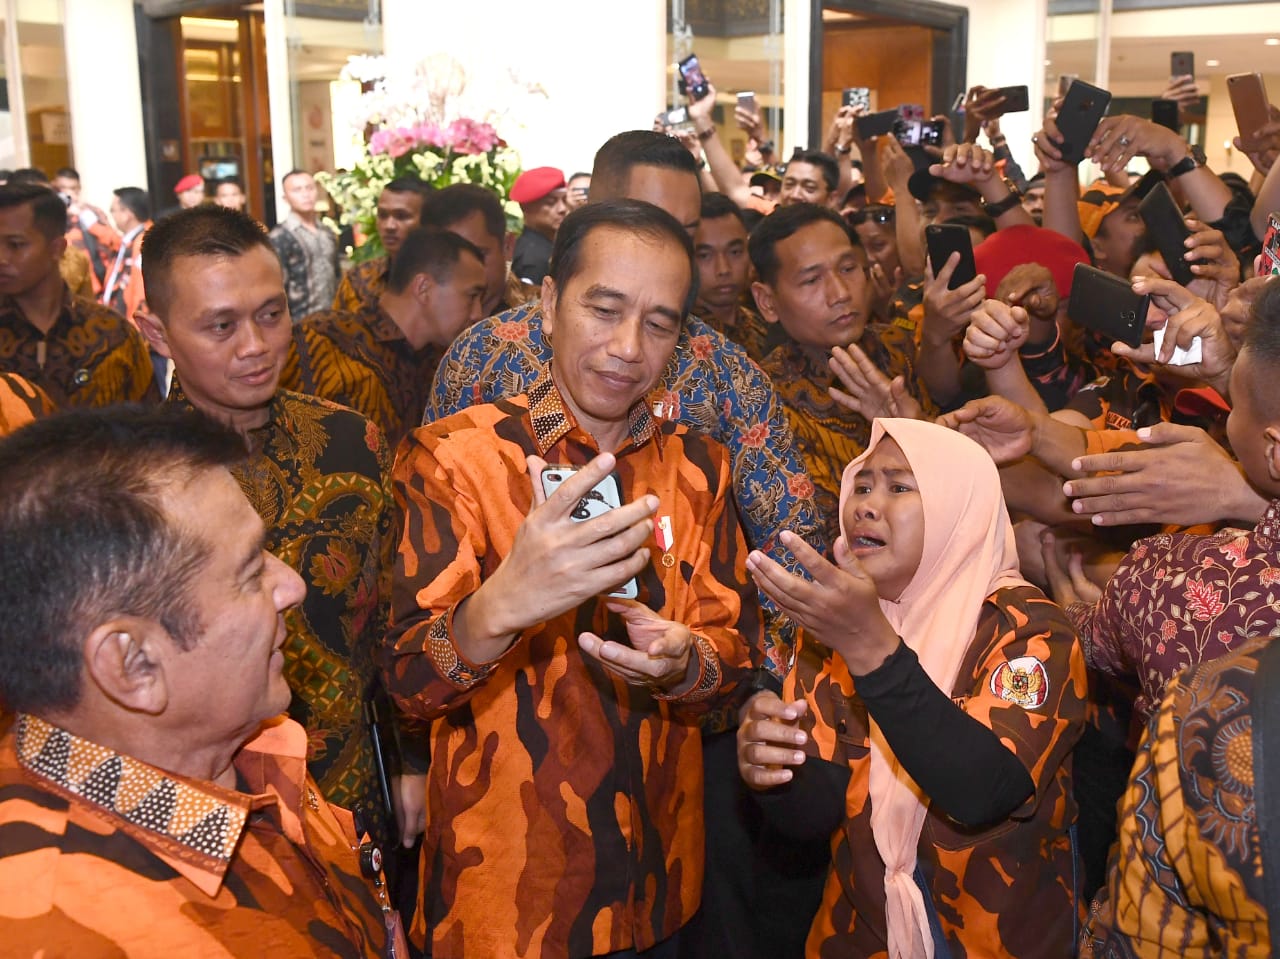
{"left": 749, "top": 202, "right": 928, "bottom": 545}
{"left": 0, "top": 406, "right": 395, "bottom": 957}
{"left": 388, "top": 199, "right": 760, "bottom": 959}
{"left": 135, "top": 206, "right": 400, "bottom": 850}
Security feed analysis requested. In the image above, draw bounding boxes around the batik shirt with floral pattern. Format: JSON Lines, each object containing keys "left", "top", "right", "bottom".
{"left": 168, "top": 383, "right": 395, "bottom": 842}
{"left": 426, "top": 302, "right": 824, "bottom": 680}
{"left": 1081, "top": 634, "right": 1274, "bottom": 958}
{"left": 1068, "top": 499, "right": 1280, "bottom": 724}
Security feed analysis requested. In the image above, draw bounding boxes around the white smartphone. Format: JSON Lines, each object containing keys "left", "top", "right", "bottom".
{"left": 540, "top": 466, "right": 639, "bottom": 599}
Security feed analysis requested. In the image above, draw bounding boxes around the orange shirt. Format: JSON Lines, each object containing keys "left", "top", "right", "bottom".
{"left": 387, "top": 373, "right": 762, "bottom": 958}
{"left": 0, "top": 714, "right": 392, "bottom": 958}
{"left": 0, "top": 372, "right": 53, "bottom": 434}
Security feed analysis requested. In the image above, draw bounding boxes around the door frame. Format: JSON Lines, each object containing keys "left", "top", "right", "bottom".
{"left": 808, "top": 0, "right": 968, "bottom": 142}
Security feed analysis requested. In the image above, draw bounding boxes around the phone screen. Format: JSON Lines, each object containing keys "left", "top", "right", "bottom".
{"left": 678, "top": 55, "right": 710, "bottom": 101}
{"left": 842, "top": 87, "right": 871, "bottom": 111}
{"left": 1262, "top": 213, "right": 1280, "bottom": 277}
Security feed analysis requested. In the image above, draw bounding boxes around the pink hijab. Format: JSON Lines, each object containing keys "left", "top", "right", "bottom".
{"left": 838, "top": 418, "right": 1028, "bottom": 959}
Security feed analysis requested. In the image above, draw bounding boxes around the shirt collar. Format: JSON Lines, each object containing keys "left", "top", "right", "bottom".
{"left": 165, "top": 376, "right": 293, "bottom": 447}
{"left": 14, "top": 713, "right": 312, "bottom": 897}
{"left": 1256, "top": 498, "right": 1280, "bottom": 550}
{"left": 525, "top": 368, "right": 663, "bottom": 457}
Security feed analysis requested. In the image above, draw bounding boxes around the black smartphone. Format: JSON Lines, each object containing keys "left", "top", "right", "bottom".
{"left": 1054, "top": 79, "right": 1112, "bottom": 166}
{"left": 994, "top": 85, "right": 1029, "bottom": 113}
{"left": 842, "top": 87, "right": 871, "bottom": 111}
{"left": 677, "top": 54, "right": 711, "bottom": 101}
{"left": 925, "top": 224, "right": 977, "bottom": 289}
{"left": 1170, "top": 51, "right": 1194, "bottom": 79}
{"left": 1138, "top": 181, "right": 1197, "bottom": 286}
{"left": 1151, "top": 98, "right": 1180, "bottom": 131}
{"left": 856, "top": 108, "right": 898, "bottom": 140}
{"left": 1067, "top": 263, "right": 1150, "bottom": 349}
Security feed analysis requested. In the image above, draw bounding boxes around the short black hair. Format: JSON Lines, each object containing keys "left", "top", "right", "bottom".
{"left": 748, "top": 201, "right": 852, "bottom": 285}
{"left": 700, "top": 192, "right": 748, "bottom": 230}
{"left": 943, "top": 212, "right": 998, "bottom": 241}
{"left": 0, "top": 405, "right": 246, "bottom": 714}
{"left": 421, "top": 183, "right": 505, "bottom": 243}
{"left": 9, "top": 167, "right": 49, "bottom": 185}
{"left": 54, "top": 167, "right": 80, "bottom": 181}
{"left": 142, "top": 205, "right": 274, "bottom": 318}
{"left": 213, "top": 176, "right": 244, "bottom": 192}
{"left": 590, "top": 131, "right": 700, "bottom": 201}
{"left": 281, "top": 169, "right": 310, "bottom": 189}
{"left": 785, "top": 151, "right": 840, "bottom": 194}
{"left": 550, "top": 198, "right": 698, "bottom": 315}
{"left": 113, "top": 187, "right": 151, "bottom": 224}
{"left": 567, "top": 171, "right": 591, "bottom": 182}
{"left": 0, "top": 183, "right": 69, "bottom": 240}
{"left": 388, "top": 228, "right": 485, "bottom": 294}
{"left": 383, "top": 176, "right": 434, "bottom": 201}
{"left": 1244, "top": 277, "right": 1280, "bottom": 368}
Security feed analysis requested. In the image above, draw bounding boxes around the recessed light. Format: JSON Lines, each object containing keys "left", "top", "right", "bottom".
{"left": 1043, "top": 59, "right": 1052, "bottom": 66}
{"left": 1266, "top": 38, "right": 1280, "bottom": 46}
{"left": 1206, "top": 59, "right": 1220, "bottom": 67}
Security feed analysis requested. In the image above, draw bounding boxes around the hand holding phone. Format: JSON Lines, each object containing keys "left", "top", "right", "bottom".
{"left": 925, "top": 224, "right": 977, "bottom": 290}
{"left": 1170, "top": 51, "right": 1194, "bottom": 80}
{"left": 1138, "top": 181, "right": 1198, "bottom": 286}
{"left": 678, "top": 54, "right": 711, "bottom": 102}
{"left": 1227, "top": 73, "right": 1271, "bottom": 147}
{"left": 1054, "top": 80, "right": 1112, "bottom": 166}
{"left": 541, "top": 466, "right": 640, "bottom": 599}
{"left": 1067, "top": 263, "right": 1150, "bottom": 349}
{"left": 842, "top": 87, "right": 871, "bottom": 111}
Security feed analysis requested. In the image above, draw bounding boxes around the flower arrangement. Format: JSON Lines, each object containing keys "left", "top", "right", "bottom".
{"left": 317, "top": 54, "right": 535, "bottom": 263}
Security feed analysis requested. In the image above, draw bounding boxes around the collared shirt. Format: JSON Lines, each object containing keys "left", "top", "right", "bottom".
{"left": 270, "top": 214, "right": 339, "bottom": 321}
{"left": 1081, "top": 634, "right": 1273, "bottom": 958}
{"left": 388, "top": 372, "right": 761, "bottom": 958}
{"left": 791, "top": 586, "right": 1087, "bottom": 959}
{"left": 0, "top": 714, "right": 389, "bottom": 958}
{"left": 168, "top": 384, "right": 395, "bottom": 842}
{"left": 0, "top": 289, "right": 159, "bottom": 408}
{"left": 699, "top": 301, "right": 773, "bottom": 363}
{"left": 427, "top": 302, "right": 825, "bottom": 680}
{"left": 282, "top": 304, "right": 444, "bottom": 449}
{"left": 1068, "top": 499, "right": 1280, "bottom": 724}
{"left": 333, "top": 255, "right": 390, "bottom": 315}
{"left": 759, "top": 323, "right": 928, "bottom": 548}
{"left": 0, "top": 372, "right": 53, "bottom": 434}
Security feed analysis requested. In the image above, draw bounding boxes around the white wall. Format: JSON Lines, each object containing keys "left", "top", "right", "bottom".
{"left": 63, "top": 0, "right": 148, "bottom": 204}
{"left": 382, "top": 0, "right": 667, "bottom": 175}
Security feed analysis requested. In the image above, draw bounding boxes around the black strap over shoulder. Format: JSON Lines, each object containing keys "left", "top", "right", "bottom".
{"left": 1251, "top": 637, "right": 1280, "bottom": 955}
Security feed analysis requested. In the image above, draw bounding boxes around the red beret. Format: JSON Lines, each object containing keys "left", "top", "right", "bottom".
{"left": 974, "top": 224, "right": 1090, "bottom": 300}
{"left": 174, "top": 174, "right": 204, "bottom": 195}
{"left": 510, "top": 166, "right": 565, "bottom": 205}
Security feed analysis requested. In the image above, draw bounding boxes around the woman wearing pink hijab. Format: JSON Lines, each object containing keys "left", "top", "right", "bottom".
{"left": 739, "top": 418, "right": 1087, "bottom": 958}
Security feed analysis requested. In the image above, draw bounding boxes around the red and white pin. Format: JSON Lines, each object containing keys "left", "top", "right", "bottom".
{"left": 655, "top": 515, "right": 675, "bottom": 567}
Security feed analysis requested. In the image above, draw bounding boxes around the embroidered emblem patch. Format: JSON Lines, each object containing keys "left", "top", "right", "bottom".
{"left": 989, "top": 656, "right": 1050, "bottom": 709}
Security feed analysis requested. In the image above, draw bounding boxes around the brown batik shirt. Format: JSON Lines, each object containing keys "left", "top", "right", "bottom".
{"left": 759, "top": 321, "right": 929, "bottom": 549}
{"left": 387, "top": 372, "right": 762, "bottom": 958}
{"left": 789, "top": 586, "right": 1087, "bottom": 959}
{"left": 332, "top": 255, "right": 389, "bottom": 315}
{"left": 0, "top": 714, "right": 391, "bottom": 957}
{"left": 0, "top": 290, "right": 158, "bottom": 408}
{"left": 168, "top": 383, "right": 395, "bottom": 843}
{"left": 281, "top": 304, "right": 444, "bottom": 449}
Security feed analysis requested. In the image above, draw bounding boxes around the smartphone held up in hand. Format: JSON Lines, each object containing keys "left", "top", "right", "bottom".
{"left": 925, "top": 223, "right": 977, "bottom": 289}
{"left": 677, "top": 54, "right": 711, "bottom": 101}
{"left": 1067, "top": 263, "right": 1150, "bottom": 349}
{"left": 541, "top": 467, "right": 639, "bottom": 599}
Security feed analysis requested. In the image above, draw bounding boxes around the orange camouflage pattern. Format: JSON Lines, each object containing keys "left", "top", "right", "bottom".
{"left": 0, "top": 372, "right": 53, "bottom": 434}
{"left": 787, "top": 585, "right": 1087, "bottom": 959}
{"left": 0, "top": 714, "right": 390, "bottom": 958}
{"left": 386, "top": 373, "right": 762, "bottom": 958}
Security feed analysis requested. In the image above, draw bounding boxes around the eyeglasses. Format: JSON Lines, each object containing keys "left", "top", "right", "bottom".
{"left": 845, "top": 204, "right": 894, "bottom": 227}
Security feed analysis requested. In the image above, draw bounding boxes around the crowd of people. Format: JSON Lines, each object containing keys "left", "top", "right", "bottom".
{"left": 0, "top": 61, "right": 1277, "bottom": 959}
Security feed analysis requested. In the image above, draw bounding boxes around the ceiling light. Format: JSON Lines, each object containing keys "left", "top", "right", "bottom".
{"left": 1266, "top": 38, "right": 1280, "bottom": 46}
{"left": 1205, "top": 59, "right": 1220, "bottom": 67}
{"left": 1043, "top": 59, "right": 1051, "bottom": 66}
